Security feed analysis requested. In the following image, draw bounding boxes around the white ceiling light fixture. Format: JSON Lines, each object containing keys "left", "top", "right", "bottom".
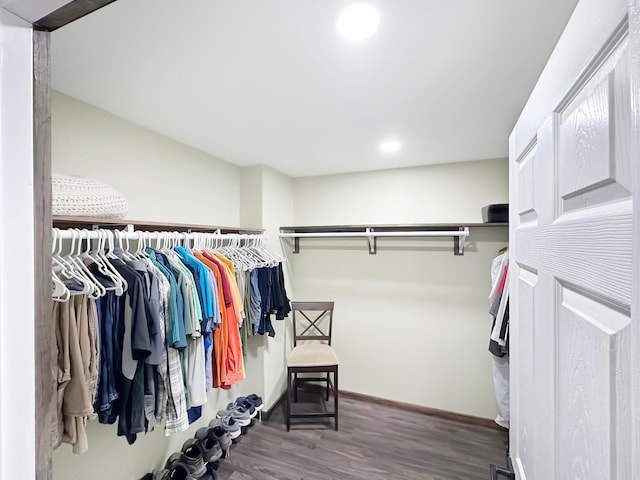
{"left": 337, "top": 4, "right": 380, "bottom": 41}
{"left": 380, "top": 140, "right": 402, "bottom": 153}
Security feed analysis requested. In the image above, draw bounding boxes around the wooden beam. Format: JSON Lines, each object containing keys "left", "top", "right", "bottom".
{"left": 34, "top": 0, "right": 117, "bottom": 31}
{"left": 33, "top": 28, "right": 54, "bottom": 480}
{"left": 52, "top": 215, "right": 264, "bottom": 234}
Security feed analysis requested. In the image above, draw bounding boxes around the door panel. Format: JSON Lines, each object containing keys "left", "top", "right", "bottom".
{"left": 513, "top": 268, "right": 537, "bottom": 479}
{"left": 559, "top": 79, "right": 612, "bottom": 200}
{"left": 558, "top": 41, "right": 632, "bottom": 213}
{"left": 558, "top": 286, "right": 630, "bottom": 480}
{"left": 516, "top": 146, "right": 537, "bottom": 225}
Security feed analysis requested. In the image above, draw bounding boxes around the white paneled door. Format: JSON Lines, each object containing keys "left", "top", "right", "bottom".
{"left": 509, "top": 0, "right": 640, "bottom": 479}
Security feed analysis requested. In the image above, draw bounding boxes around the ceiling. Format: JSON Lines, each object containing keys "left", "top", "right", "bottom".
{"left": 51, "top": 0, "right": 578, "bottom": 177}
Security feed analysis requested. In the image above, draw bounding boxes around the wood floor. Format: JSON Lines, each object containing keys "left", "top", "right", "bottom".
{"left": 213, "top": 390, "right": 508, "bottom": 480}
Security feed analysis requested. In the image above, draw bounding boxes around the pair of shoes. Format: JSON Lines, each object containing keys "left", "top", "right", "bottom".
{"left": 165, "top": 438, "right": 207, "bottom": 479}
{"left": 216, "top": 403, "right": 251, "bottom": 427}
{"left": 239, "top": 394, "right": 264, "bottom": 413}
{"left": 203, "top": 424, "right": 233, "bottom": 457}
{"left": 209, "top": 416, "right": 241, "bottom": 441}
{"left": 215, "top": 394, "right": 263, "bottom": 426}
{"left": 227, "top": 399, "right": 257, "bottom": 420}
{"left": 194, "top": 427, "right": 224, "bottom": 462}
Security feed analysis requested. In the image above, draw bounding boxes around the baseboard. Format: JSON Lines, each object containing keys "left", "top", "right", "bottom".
{"left": 264, "top": 385, "right": 505, "bottom": 431}
{"left": 339, "top": 390, "right": 504, "bottom": 430}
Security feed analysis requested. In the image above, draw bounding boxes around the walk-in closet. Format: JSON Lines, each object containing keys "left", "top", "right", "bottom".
{"left": 1, "top": 0, "right": 639, "bottom": 479}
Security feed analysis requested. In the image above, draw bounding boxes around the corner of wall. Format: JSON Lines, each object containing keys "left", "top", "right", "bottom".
{"left": 238, "top": 164, "right": 295, "bottom": 413}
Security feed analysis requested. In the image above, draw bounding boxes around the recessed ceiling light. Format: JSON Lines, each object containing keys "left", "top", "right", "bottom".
{"left": 380, "top": 140, "right": 402, "bottom": 153}
{"left": 337, "top": 4, "right": 380, "bottom": 41}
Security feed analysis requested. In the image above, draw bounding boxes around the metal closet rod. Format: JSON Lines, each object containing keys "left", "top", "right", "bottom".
{"left": 53, "top": 228, "right": 265, "bottom": 241}
{"left": 278, "top": 229, "right": 468, "bottom": 238}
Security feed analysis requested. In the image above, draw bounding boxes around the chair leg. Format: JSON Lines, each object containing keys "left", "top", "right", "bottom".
{"left": 334, "top": 367, "right": 339, "bottom": 431}
{"left": 326, "top": 372, "right": 330, "bottom": 401}
{"left": 293, "top": 372, "right": 298, "bottom": 402}
{"left": 286, "top": 368, "right": 292, "bottom": 432}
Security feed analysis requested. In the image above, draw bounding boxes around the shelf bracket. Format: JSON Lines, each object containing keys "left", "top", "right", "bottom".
{"left": 293, "top": 236, "right": 300, "bottom": 254}
{"left": 453, "top": 227, "right": 468, "bottom": 256}
{"left": 366, "top": 227, "right": 376, "bottom": 254}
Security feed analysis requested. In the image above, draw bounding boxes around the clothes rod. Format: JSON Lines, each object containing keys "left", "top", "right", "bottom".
{"left": 53, "top": 229, "right": 264, "bottom": 241}
{"left": 278, "top": 230, "right": 468, "bottom": 238}
{"left": 279, "top": 227, "right": 469, "bottom": 255}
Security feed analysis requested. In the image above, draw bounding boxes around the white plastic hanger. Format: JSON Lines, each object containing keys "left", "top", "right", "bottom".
{"left": 96, "top": 230, "right": 128, "bottom": 295}
{"left": 114, "top": 229, "right": 137, "bottom": 262}
{"left": 52, "top": 227, "right": 85, "bottom": 288}
{"left": 244, "top": 235, "right": 270, "bottom": 268}
{"left": 72, "top": 229, "right": 107, "bottom": 299}
{"left": 51, "top": 229, "right": 71, "bottom": 302}
{"left": 60, "top": 229, "right": 99, "bottom": 296}
{"left": 81, "top": 230, "right": 123, "bottom": 295}
{"left": 85, "top": 229, "right": 124, "bottom": 294}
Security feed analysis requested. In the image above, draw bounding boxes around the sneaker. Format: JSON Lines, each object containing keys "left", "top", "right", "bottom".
{"left": 206, "top": 424, "right": 233, "bottom": 456}
{"left": 239, "top": 394, "right": 264, "bottom": 412}
{"left": 152, "top": 470, "right": 171, "bottom": 480}
{"left": 165, "top": 440, "right": 207, "bottom": 479}
{"left": 194, "top": 427, "right": 223, "bottom": 463}
{"left": 181, "top": 439, "right": 207, "bottom": 478}
{"left": 227, "top": 399, "right": 256, "bottom": 419}
{"left": 216, "top": 405, "right": 251, "bottom": 427}
{"left": 201, "top": 462, "right": 218, "bottom": 480}
{"left": 168, "top": 463, "right": 196, "bottom": 480}
{"left": 209, "top": 416, "right": 241, "bottom": 440}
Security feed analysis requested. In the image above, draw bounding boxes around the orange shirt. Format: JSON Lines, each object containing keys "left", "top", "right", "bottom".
{"left": 196, "top": 251, "right": 245, "bottom": 387}
{"left": 193, "top": 252, "right": 228, "bottom": 388}
{"left": 214, "top": 253, "right": 244, "bottom": 326}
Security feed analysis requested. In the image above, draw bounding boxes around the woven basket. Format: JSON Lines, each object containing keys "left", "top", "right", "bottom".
{"left": 52, "top": 173, "right": 129, "bottom": 218}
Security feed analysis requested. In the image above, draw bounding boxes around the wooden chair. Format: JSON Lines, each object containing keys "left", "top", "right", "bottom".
{"left": 286, "top": 301, "right": 339, "bottom": 431}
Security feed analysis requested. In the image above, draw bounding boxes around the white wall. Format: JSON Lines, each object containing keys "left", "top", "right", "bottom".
{"left": 0, "top": 9, "right": 36, "bottom": 480}
{"left": 240, "top": 166, "right": 263, "bottom": 229}
{"left": 290, "top": 158, "right": 509, "bottom": 419}
{"left": 240, "top": 165, "right": 295, "bottom": 411}
{"left": 259, "top": 166, "right": 295, "bottom": 410}
{"left": 51, "top": 92, "right": 265, "bottom": 480}
{"left": 293, "top": 158, "right": 508, "bottom": 225}
{"left": 52, "top": 91, "right": 241, "bottom": 225}
{"left": 240, "top": 166, "right": 293, "bottom": 410}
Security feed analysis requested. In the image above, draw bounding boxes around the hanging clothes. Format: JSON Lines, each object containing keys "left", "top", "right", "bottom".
{"left": 199, "top": 250, "right": 245, "bottom": 388}
{"left": 256, "top": 263, "right": 291, "bottom": 336}
{"left": 489, "top": 251, "right": 509, "bottom": 356}
{"left": 488, "top": 249, "right": 509, "bottom": 429}
{"left": 248, "top": 269, "right": 261, "bottom": 334}
{"left": 52, "top": 295, "right": 99, "bottom": 454}
{"left": 51, "top": 228, "right": 289, "bottom": 452}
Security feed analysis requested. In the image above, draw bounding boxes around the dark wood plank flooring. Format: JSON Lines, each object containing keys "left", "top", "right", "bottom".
{"left": 214, "top": 390, "right": 508, "bottom": 480}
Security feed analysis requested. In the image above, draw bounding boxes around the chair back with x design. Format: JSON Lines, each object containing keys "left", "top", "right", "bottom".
{"left": 292, "top": 301, "right": 334, "bottom": 347}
